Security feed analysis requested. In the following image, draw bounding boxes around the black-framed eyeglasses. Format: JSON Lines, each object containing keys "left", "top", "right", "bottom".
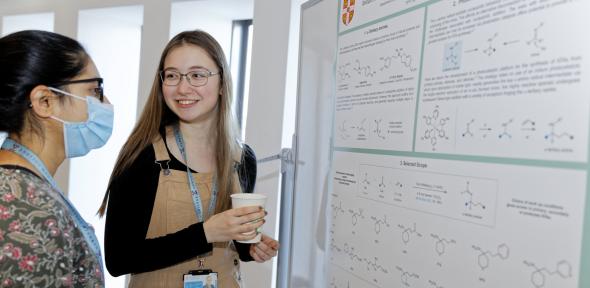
{"left": 51, "top": 77, "right": 104, "bottom": 102}
{"left": 160, "top": 69, "right": 220, "bottom": 87}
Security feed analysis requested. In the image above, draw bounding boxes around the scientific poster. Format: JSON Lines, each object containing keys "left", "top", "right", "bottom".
{"left": 330, "top": 0, "right": 590, "bottom": 287}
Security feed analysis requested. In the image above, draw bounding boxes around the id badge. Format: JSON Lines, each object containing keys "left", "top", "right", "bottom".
{"left": 183, "top": 269, "right": 218, "bottom": 288}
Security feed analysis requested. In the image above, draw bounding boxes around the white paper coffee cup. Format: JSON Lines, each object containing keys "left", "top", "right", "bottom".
{"left": 231, "top": 193, "right": 267, "bottom": 243}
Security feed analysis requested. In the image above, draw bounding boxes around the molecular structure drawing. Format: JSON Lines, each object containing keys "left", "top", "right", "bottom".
{"left": 461, "top": 181, "right": 486, "bottom": 210}
{"left": 421, "top": 106, "right": 450, "bottom": 151}
{"left": 443, "top": 41, "right": 462, "bottom": 71}
{"left": 521, "top": 119, "right": 536, "bottom": 139}
{"left": 373, "top": 119, "right": 386, "bottom": 139}
{"left": 338, "top": 120, "right": 351, "bottom": 140}
{"left": 348, "top": 208, "right": 365, "bottom": 226}
{"left": 429, "top": 279, "right": 445, "bottom": 288}
{"left": 365, "top": 256, "right": 389, "bottom": 274}
{"left": 379, "top": 48, "right": 418, "bottom": 72}
{"left": 498, "top": 118, "right": 514, "bottom": 139}
{"left": 351, "top": 118, "right": 367, "bottom": 133}
{"left": 472, "top": 243, "right": 510, "bottom": 270}
{"left": 370, "top": 214, "right": 391, "bottom": 234}
{"left": 483, "top": 33, "right": 499, "bottom": 56}
{"left": 360, "top": 172, "right": 371, "bottom": 192}
{"left": 523, "top": 260, "right": 572, "bottom": 288}
{"left": 353, "top": 59, "right": 377, "bottom": 77}
{"left": 396, "top": 266, "right": 420, "bottom": 287}
{"left": 462, "top": 119, "right": 475, "bottom": 137}
{"left": 430, "top": 233, "right": 457, "bottom": 256}
{"left": 545, "top": 117, "right": 574, "bottom": 144}
{"left": 398, "top": 223, "right": 423, "bottom": 245}
{"left": 338, "top": 63, "right": 352, "bottom": 81}
{"left": 527, "top": 22, "right": 547, "bottom": 52}
{"left": 330, "top": 277, "right": 350, "bottom": 288}
{"left": 331, "top": 200, "right": 346, "bottom": 218}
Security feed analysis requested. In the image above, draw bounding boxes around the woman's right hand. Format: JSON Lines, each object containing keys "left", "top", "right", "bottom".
{"left": 203, "top": 206, "right": 266, "bottom": 243}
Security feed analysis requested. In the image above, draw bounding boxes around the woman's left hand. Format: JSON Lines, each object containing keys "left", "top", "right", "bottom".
{"left": 249, "top": 234, "right": 279, "bottom": 263}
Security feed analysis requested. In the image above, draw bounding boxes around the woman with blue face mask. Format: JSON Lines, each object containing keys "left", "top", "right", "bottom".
{"left": 0, "top": 30, "right": 112, "bottom": 287}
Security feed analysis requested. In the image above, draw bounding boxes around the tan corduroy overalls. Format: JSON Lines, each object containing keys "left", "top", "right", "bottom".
{"left": 129, "top": 136, "right": 241, "bottom": 288}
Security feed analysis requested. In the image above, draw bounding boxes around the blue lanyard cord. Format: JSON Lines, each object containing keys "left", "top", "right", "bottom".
{"left": 173, "top": 125, "right": 218, "bottom": 222}
{"left": 1, "top": 139, "right": 105, "bottom": 279}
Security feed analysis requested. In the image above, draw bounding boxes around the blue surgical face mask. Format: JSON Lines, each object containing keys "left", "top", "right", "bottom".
{"left": 48, "top": 87, "right": 114, "bottom": 158}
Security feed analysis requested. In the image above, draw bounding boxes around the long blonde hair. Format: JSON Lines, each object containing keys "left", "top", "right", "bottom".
{"left": 98, "top": 30, "right": 242, "bottom": 216}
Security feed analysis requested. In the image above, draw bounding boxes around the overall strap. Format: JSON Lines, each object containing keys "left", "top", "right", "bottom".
{"left": 152, "top": 135, "right": 171, "bottom": 175}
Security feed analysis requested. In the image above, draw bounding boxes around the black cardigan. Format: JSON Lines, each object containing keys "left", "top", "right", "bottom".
{"left": 104, "top": 140, "right": 257, "bottom": 277}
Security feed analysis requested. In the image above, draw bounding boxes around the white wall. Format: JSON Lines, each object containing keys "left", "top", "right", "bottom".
{"left": 170, "top": 0, "right": 253, "bottom": 56}
{"left": 69, "top": 5, "right": 143, "bottom": 288}
{"left": 242, "top": 0, "right": 294, "bottom": 287}
{"left": 2, "top": 12, "right": 53, "bottom": 36}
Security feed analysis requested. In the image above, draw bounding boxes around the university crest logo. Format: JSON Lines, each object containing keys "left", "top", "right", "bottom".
{"left": 342, "top": 0, "right": 355, "bottom": 26}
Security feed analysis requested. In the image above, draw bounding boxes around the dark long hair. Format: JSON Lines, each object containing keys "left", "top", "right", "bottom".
{"left": 0, "top": 30, "right": 89, "bottom": 136}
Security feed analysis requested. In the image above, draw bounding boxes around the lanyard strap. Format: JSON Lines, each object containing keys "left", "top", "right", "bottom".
{"left": 1, "top": 139, "right": 104, "bottom": 279}
{"left": 173, "top": 125, "right": 217, "bottom": 222}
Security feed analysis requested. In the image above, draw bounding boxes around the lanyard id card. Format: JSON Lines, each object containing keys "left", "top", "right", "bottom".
{"left": 183, "top": 269, "right": 218, "bottom": 288}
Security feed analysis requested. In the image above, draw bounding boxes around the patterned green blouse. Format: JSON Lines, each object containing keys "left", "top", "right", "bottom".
{"left": 0, "top": 166, "right": 104, "bottom": 288}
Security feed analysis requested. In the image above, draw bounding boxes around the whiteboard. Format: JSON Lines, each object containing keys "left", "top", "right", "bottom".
{"left": 289, "top": 0, "right": 337, "bottom": 287}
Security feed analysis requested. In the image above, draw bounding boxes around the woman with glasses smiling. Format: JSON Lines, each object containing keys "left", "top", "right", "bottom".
{"left": 0, "top": 30, "right": 112, "bottom": 287}
{"left": 99, "top": 30, "right": 278, "bottom": 287}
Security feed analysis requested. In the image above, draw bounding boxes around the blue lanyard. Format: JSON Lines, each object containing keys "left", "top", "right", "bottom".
{"left": 1, "top": 139, "right": 104, "bottom": 280}
{"left": 173, "top": 125, "right": 217, "bottom": 222}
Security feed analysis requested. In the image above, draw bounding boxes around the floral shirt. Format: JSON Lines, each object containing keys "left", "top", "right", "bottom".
{"left": 0, "top": 166, "right": 104, "bottom": 288}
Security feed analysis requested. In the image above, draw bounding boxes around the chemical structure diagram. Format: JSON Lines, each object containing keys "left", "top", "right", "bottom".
{"left": 338, "top": 62, "right": 352, "bottom": 81}
{"left": 379, "top": 48, "right": 417, "bottom": 72}
{"left": 544, "top": 117, "right": 574, "bottom": 144}
{"left": 360, "top": 172, "right": 371, "bottom": 193}
{"left": 443, "top": 41, "right": 462, "bottom": 71}
{"left": 521, "top": 119, "right": 536, "bottom": 139}
{"left": 370, "top": 214, "right": 391, "bottom": 234}
{"left": 365, "top": 256, "right": 389, "bottom": 274}
{"left": 338, "top": 49, "right": 417, "bottom": 83}
{"left": 398, "top": 223, "right": 423, "bottom": 245}
{"left": 377, "top": 176, "right": 387, "bottom": 196}
{"left": 396, "top": 266, "right": 420, "bottom": 287}
{"left": 483, "top": 33, "right": 499, "bottom": 56}
{"left": 462, "top": 119, "right": 475, "bottom": 137}
{"left": 330, "top": 240, "right": 390, "bottom": 276}
{"left": 338, "top": 120, "right": 351, "bottom": 140}
{"left": 330, "top": 277, "right": 350, "bottom": 288}
{"left": 430, "top": 233, "right": 456, "bottom": 256}
{"left": 351, "top": 118, "right": 368, "bottom": 133}
{"left": 526, "top": 22, "right": 547, "bottom": 53}
{"left": 348, "top": 208, "right": 365, "bottom": 226}
{"left": 472, "top": 243, "right": 510, "bottom": 270}
{"left": 428, "top": 279, "right": 445, "bottom": 288}
{"left": 462, "top": 24, "right": 549, "bottom": 59}
{"left": 523, "top": 260, "right": 572, "bottom": 288}
{"left": 421, "top": 106, "right": 450, "bottom": 151}
{"left": 331, "top": 241, "right": 364, "bottom": 264}
{"left": 373, "top": 119, "right": 386, "bottom": 139}
{"left": 461, "top": 181, "right": 486, "bottom": 210}
{"left": 456, "top": 116, "right": 576, "bottom": 143}
{"left": 331, "top": 200, "right": 346, "bottom": 219}
{"left": 498, "top": 118, "right": 514, "bottom": 139}
{"left": 338, "top": 118, "right": 392, "bottom": 141}
{"left": 357, "top": 167, "right": 405, "bottom": 202}
{"left": 353, "top": 59, "right": 377, "bottom": 78}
